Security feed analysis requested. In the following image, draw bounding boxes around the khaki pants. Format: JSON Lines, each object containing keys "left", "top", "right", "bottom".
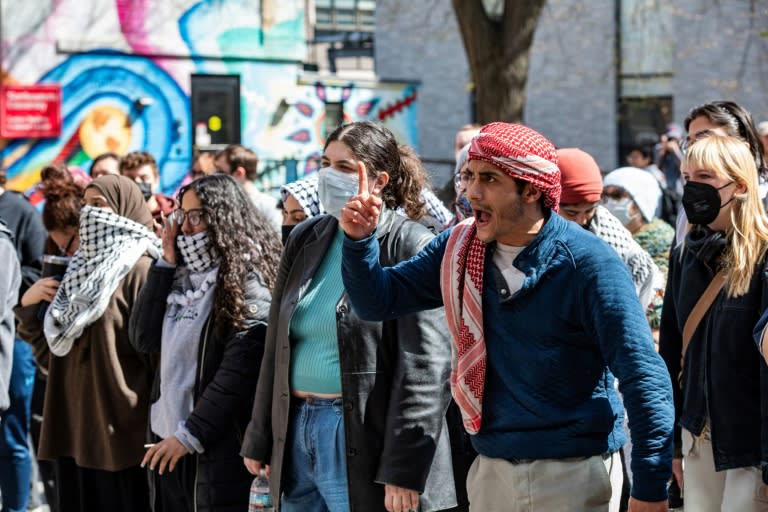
{"left": 466, "top": 452, "right": 622, "bottom": 512}
{"left": 682, "top": 429, "right": 768, "bottom": 512}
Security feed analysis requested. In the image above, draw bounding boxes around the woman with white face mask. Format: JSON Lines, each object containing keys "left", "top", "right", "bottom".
{"left": 128, "top": 174, "right": 281, "bottom": 512}
{"left": 242, "top": 121, "right": 460, "bottom": 512}
{"left": 602, "top": 167, "right": 675, "bottom": 341}
{"left": 603, "top": 167, "right": 675, "bottom": 270}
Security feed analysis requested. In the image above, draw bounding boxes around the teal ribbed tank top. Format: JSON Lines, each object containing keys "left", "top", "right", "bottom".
{"left": 289, "top": 228, "right": 344, "bottom": 394}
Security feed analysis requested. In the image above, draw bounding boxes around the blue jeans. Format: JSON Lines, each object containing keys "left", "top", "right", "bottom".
{"left": 281, "top": 397, "right": 350, "bottom": 512}
{"left": 0, "top": 340, "right": 36, "bottom": 512}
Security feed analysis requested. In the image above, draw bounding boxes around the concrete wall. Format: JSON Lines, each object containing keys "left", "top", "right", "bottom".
{"left": 525, "top": 0, "right": 617, "bottom": 171}
{"left": 375, "top": 0, "right": 768, "bottom": 180}
{"left": 376, "top": 0, "right": 471, "bottom": 185}
{"left": 671, "top": 0, "right": 768, "bottom": 124}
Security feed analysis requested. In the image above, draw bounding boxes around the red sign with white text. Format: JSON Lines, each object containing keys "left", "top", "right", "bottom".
{"left": 0, "top": 84, "right": 62, "bottom": 138}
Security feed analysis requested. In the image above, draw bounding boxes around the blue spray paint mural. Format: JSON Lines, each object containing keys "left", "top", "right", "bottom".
{"left": 1, "top": 0, "right": 419, "bottom": 200}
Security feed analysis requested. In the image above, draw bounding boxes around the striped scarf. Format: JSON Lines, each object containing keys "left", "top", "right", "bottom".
{"left": 440, "top": 218, "right": 487, "bottom": 434}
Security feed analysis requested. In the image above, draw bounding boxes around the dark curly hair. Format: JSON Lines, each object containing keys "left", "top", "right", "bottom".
{"left": 40, "top": 163, "right": 85, "bottom": 231}
{"left": 325, "top": 121, "right": 426, "bottom": 218}
{"left": 178, "top": 174, "right": 281, "bottom": 336}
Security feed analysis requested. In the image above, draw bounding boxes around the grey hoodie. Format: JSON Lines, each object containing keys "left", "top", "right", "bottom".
{"left": 0, "top": 221, "right": 21, "bottom": 411}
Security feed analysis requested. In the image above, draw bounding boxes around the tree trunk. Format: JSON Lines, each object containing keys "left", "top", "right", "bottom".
{"left": 452, "top": 0, "right": 547, "bottom": 124}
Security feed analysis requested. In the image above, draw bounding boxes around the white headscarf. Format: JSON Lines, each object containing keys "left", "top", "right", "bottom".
{"left": 604, "top": 167, "right": 662, "bottom": 223}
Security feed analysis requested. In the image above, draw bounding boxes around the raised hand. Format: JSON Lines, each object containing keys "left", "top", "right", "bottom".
{"left": 339, "top": 161, "right": 382, "bottom": 240}
{"left": 160, "top": 211, "right": 180, "bottom": 265}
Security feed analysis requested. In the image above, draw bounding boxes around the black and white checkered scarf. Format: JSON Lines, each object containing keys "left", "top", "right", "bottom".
{"left": 176, "top": 231, "right": 218, "bottom": 274}
{"left": 281, "top": 173, "right": 325, "bottom": 218}
{"left": 44, "top": 205, "right": 161, "bottom": 356}
{"left": 588, "top": 205, "right": 659, "bottom": 308}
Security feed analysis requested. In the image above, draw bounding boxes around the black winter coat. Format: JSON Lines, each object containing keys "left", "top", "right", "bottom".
{"left": 129, "top": 263, "right": 271, "bottom": 512}
{"left": 659, "top": 237, "right": 768, "bottom": 471}
{"left": 241, "top": 210, "right": 458, "bottom": 511}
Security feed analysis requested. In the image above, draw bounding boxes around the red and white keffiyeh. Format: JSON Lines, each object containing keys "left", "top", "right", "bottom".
{"left": 469, "top": 122, "right": 561, "bottom": 211}
{"left": 440, "top": 218, "right": 487, "bottom": 434}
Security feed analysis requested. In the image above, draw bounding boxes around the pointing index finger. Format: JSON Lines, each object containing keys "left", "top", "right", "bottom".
{"left": 357, "top": 161, "right": 369, "bottom": 197}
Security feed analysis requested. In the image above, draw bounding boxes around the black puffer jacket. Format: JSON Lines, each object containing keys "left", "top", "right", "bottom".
{"left": 241, "top": 210, "right": 457, "bottom": 511}
{"left": 129, "top": 263, "right": 271, "bottom": 512}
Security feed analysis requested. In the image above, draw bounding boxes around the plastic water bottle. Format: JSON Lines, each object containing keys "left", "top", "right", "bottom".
{"left": 249, "top": 469, "right": 273, "bottom": 511}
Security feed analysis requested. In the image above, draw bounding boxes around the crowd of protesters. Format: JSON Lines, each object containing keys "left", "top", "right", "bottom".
{"left": 0, "top": 100, "right": 768, "bottom": 512}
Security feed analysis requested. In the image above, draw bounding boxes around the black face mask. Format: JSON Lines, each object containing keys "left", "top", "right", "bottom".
{"left": 136, "top": 181, "right": 154, "bottom": 202}
{"left": 681, "top": 181, "right": 735, "bottom": 225}
{"left": 281, "top": 224, "right": 296, "bottom": 246}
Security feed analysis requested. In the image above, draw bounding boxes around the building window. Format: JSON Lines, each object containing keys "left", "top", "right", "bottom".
{"left": 315, "top": 0, "right": 375, "bottom": 33}
{"left": 617, "top": 97, "right": 673, "bottom": 163}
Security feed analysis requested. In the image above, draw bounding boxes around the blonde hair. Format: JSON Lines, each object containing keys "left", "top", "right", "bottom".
{"left": 683, "top": 135, "right": 768, "bottom": 297}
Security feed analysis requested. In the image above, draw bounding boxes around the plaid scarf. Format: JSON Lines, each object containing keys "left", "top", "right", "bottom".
{"left": 44, "top": 206, "right": 161, "bottom": 356}
{"left": 440, "top": 218, "right": 487, "bottom": 434}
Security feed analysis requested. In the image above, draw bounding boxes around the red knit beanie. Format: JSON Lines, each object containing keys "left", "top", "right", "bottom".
{"left": 556, "top": 148, "right": 603, "bottom": 204}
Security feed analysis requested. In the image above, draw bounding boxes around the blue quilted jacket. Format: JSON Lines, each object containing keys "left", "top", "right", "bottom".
{"left": 342, "top": 212, "right": 674, "bottom": 502}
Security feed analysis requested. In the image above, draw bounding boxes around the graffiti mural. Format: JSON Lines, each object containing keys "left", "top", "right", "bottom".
{"left": 0, "top": 0, "right": 419, "bottom": 198}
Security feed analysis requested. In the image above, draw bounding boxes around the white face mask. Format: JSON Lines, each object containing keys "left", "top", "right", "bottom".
{"left": 318, "top": 166, "right": 360, "bottom": 219}
{"left": 603, "top": 197, "right": 639, "bottom": 227}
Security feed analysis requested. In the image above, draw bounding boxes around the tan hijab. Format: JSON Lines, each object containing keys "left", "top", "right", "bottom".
{"left": 88, "top": 174, "right": 154, "bottom": 230}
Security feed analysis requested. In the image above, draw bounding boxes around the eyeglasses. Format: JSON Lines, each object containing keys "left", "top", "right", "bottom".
{"left": 172, "top": 208, "right": 208, "bottom": 227}
{"left": 454, "top": 172, "right": 470, "bottom": 190}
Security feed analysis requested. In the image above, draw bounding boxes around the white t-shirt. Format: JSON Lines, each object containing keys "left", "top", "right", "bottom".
{"left": 493, "top": 243, "right": 527, "bottom": 297}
